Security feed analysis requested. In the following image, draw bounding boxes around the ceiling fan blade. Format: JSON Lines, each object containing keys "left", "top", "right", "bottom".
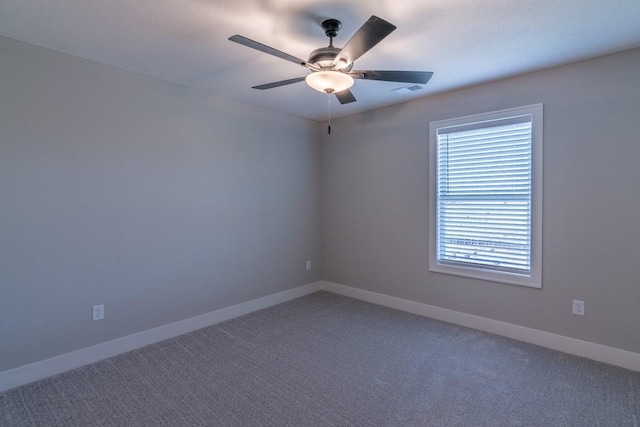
{"left": 252, "top": 77, "right": 307, "bottom": 90}
{"left": 334, "top": 16, "right": 396, "bottom": 66}
{"left": 335, "top": 89, "right": 357, "bottom": 104}
{"left": 229, "top": 35, "right": 307, "bottom": 66}
{"left": 351, "top": 70, "right": 433, "bottom": 84}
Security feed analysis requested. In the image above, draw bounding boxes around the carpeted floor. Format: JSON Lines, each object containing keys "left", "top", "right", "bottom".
{"left": 1, "top": 291, "right": 639, "bottom": 426}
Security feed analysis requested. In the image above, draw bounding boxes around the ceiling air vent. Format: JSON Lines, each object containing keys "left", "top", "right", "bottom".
{"left": 392, "top": 84, "right": 423, "bottom": 95}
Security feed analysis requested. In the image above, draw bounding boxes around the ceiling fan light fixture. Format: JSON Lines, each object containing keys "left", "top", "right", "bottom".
{"left": 305, "top": 71, "right": 354, "bottom": 94}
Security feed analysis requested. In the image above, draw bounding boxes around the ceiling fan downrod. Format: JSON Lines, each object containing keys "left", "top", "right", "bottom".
{"left": 322, "top": 19, "right": 342, "bottom": 48}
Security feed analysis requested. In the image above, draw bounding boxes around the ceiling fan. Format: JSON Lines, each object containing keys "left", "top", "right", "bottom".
{"left": 229, "top": 15, "right": 433, "bottom": 105}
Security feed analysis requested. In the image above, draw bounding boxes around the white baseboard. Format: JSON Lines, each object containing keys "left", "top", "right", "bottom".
{"left": 4, "top": 280, "right": 638, "bottom": 393}
{"left": 319, "top": 281, "right": 640, "bottom": 372}
{"left": 0, "top": 282, "right": 322, "bottom": 392}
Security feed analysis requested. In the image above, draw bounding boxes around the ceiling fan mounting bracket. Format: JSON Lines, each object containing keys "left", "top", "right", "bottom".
{"left": 321, "top": 19, "right": 342, "bottom": 38}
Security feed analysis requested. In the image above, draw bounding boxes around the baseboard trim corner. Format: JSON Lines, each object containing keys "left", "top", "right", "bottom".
{"left": 0, "top": 281, "right": 322, "bottom": 392}
{"left": 319, "top": 281, "right": 640, "bottom": 372}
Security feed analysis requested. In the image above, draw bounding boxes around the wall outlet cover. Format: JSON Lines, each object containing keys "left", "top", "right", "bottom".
{"left": 92, "top": 304, "right": 104, "bottom": 321}
{"left": 572, "top": 300, "right": 585, "bottom": 316}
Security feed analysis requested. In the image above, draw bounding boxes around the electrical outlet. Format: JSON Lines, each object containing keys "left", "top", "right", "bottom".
{"left": 92, "top": 304, "right": 104, "bottom": 321}
{"left": 572, "top": 300, "right": 585, "bottom": 316}
{"left": 306, "top": 260, "right": 312, "bottom": 271}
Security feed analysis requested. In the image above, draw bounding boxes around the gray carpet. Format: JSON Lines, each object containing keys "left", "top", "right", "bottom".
{"left": 1, "top": 292, "right": 639, "bottom": 426}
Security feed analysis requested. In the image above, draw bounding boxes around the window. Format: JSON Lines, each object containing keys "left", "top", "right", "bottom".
{"left": 429, "top": 104, "right": 543, "bottom": 288}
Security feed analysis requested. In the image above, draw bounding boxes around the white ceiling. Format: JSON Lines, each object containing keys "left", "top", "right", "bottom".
{"left": 1, "top": 0, "right": 640, "bottom": 121}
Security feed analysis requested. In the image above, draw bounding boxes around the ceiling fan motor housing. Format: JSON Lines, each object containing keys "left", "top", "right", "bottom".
{"left": 308, "top": 19, "right": 351, "bottom": 71}
{"left": 308, "top": 46, "right": 343, "bottom": 69}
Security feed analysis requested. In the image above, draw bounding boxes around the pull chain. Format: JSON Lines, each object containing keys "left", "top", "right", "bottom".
{"left": 327, "top": 93, "right": 332, "bottom": 135}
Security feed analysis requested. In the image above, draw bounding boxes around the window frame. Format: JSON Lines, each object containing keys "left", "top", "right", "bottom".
{"left": 428, "top": 104, "right": 543, "bottom": 288}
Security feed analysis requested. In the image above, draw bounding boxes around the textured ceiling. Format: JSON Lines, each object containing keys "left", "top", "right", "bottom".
{"left": 1, "top": 0, "right": 640, "bottom": 121}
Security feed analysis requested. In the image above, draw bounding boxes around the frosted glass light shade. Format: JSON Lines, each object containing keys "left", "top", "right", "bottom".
{"left": 305, "top": 71, "right": 354, "bottom": 94}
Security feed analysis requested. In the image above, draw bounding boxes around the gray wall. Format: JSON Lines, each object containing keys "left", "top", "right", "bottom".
{"left": 0, "top": 37, "right": 322, "bottom": 372}
{"left": 2, "top": 32, "right": 639, "bottom": 375}
{"left": 323, "top": 48, "right": 640, "bottom": 354}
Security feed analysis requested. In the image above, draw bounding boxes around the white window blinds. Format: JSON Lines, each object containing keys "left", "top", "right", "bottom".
{"left": 436, "top": 116, "right": 533, "bottom": 274}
